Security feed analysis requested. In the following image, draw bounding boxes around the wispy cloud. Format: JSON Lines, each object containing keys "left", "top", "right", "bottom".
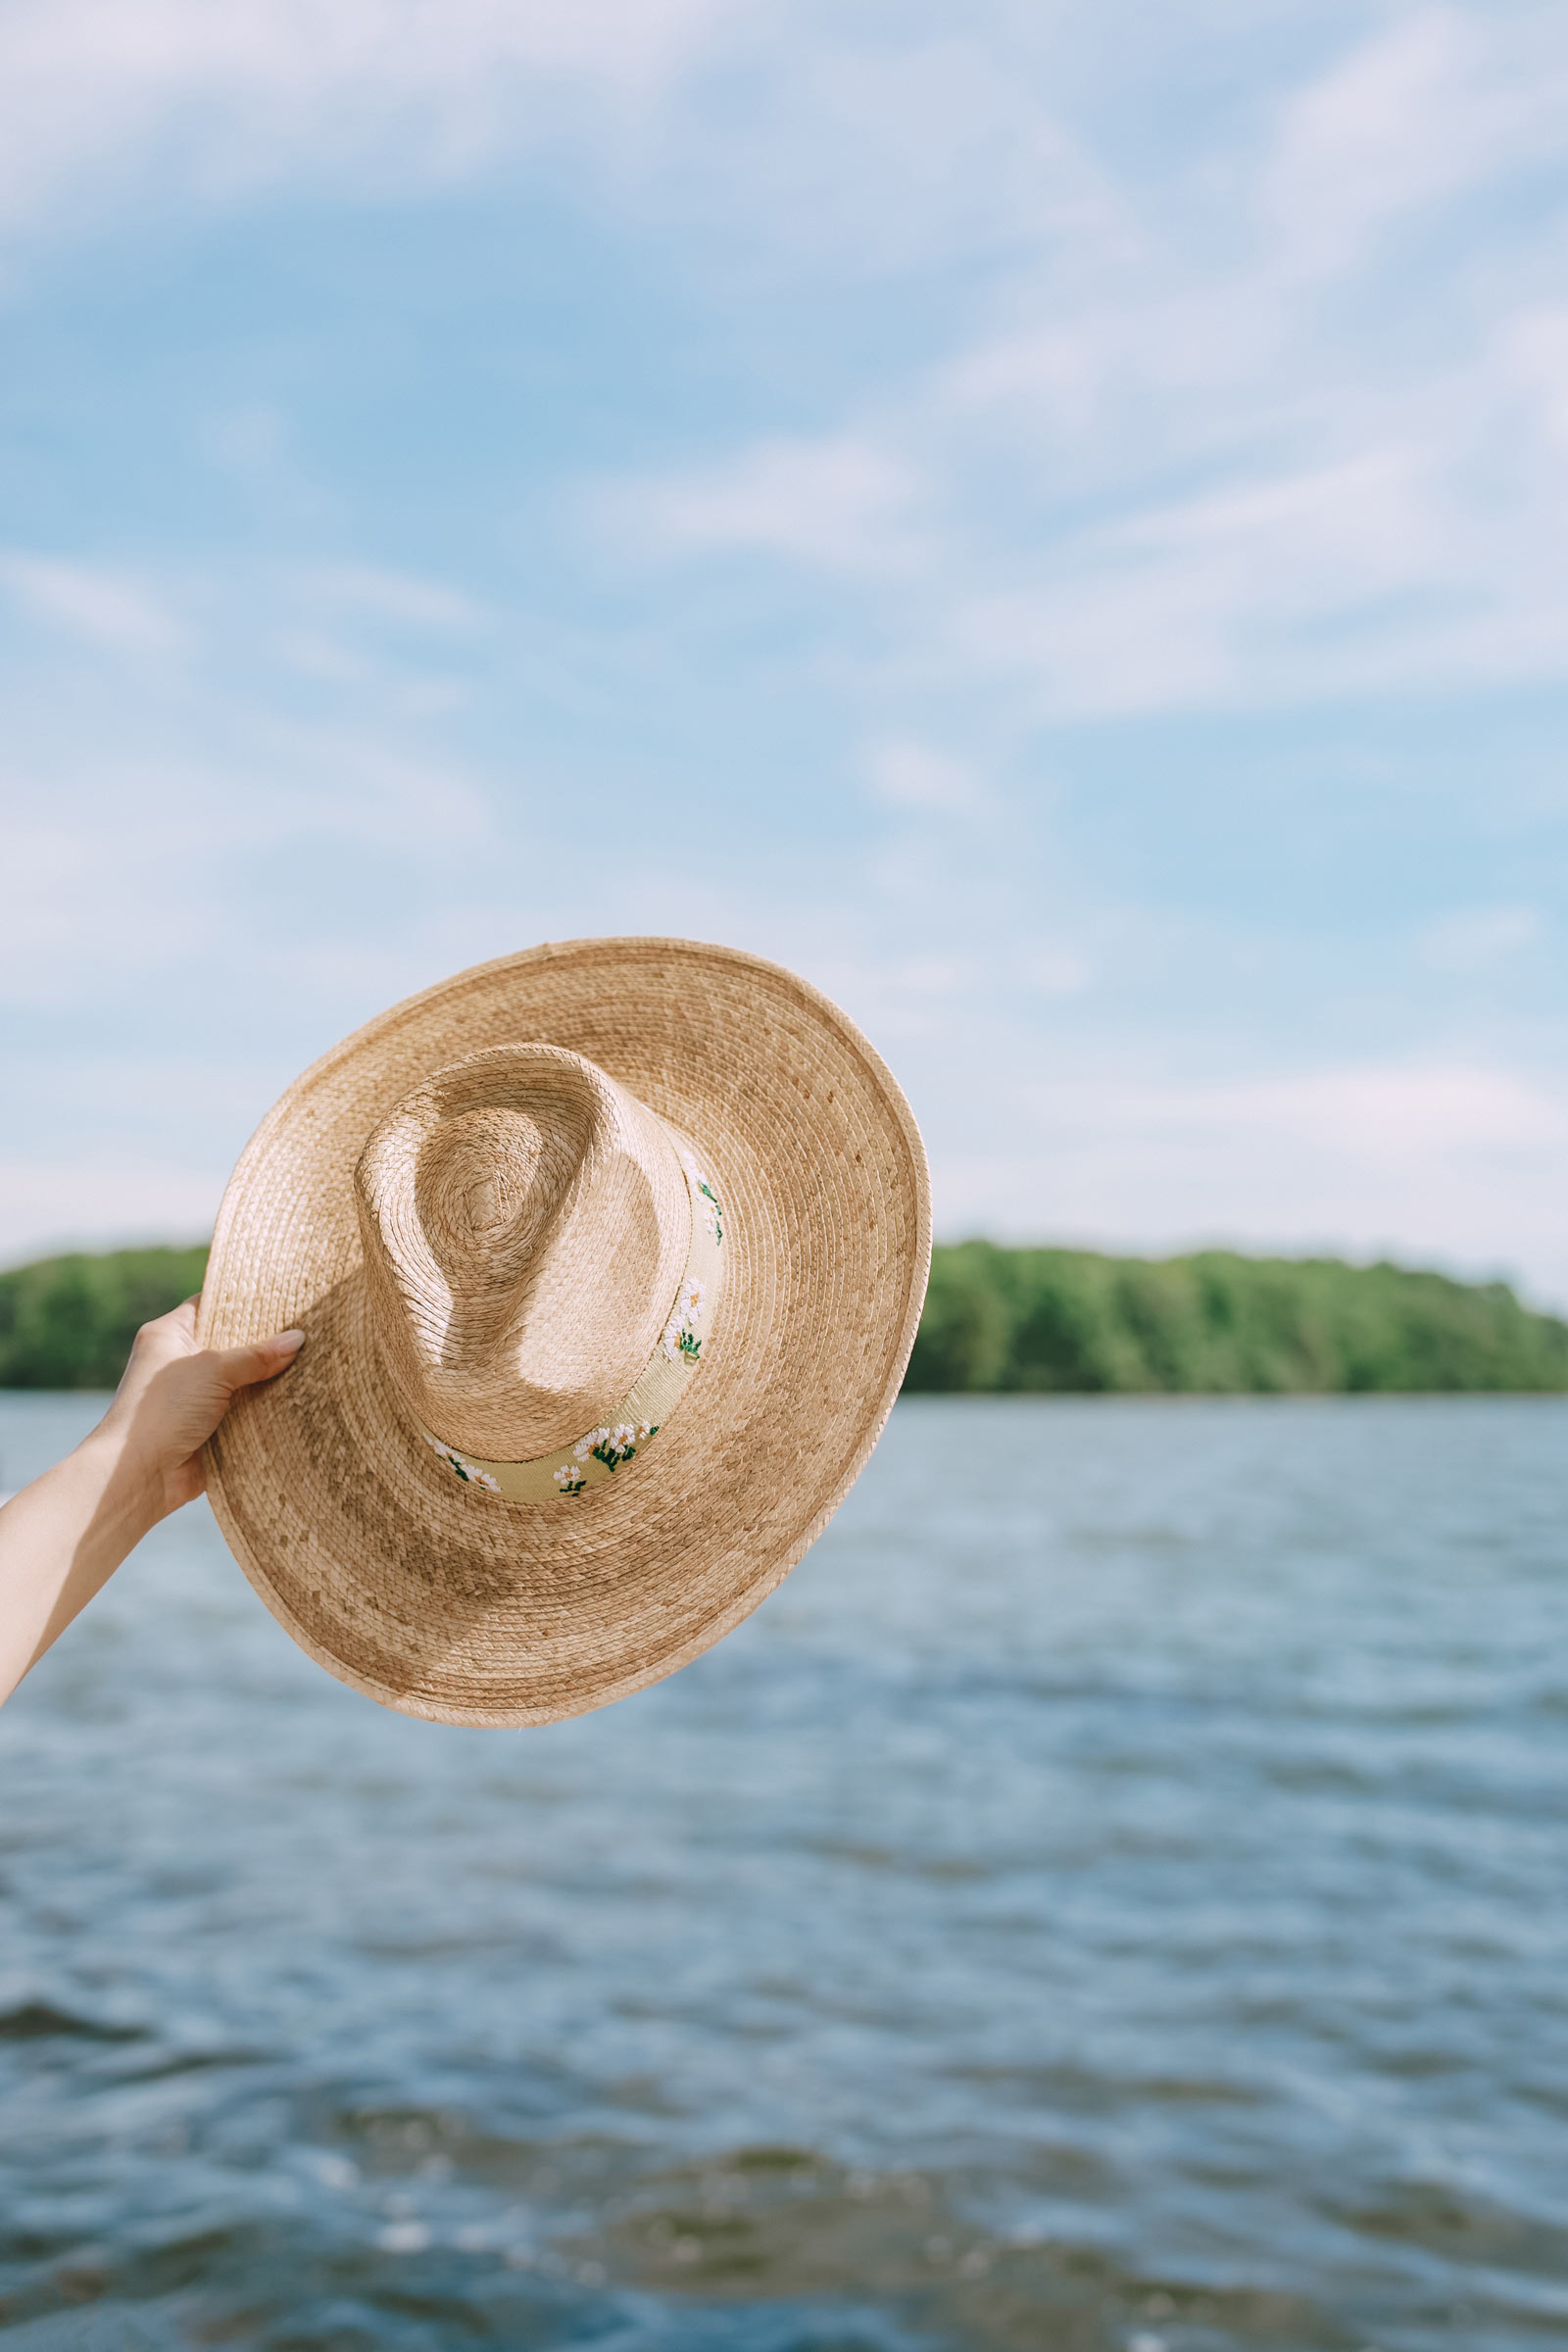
{"left": 0, "top": 0, "right": 734, "bottom": 235}
{"left": 7, "top": 0, "right": 1568, "bottom": 1294}
{"left": 1, "top": 554, "right": 184, "bottom": 655}
{"left": 305, "top": 564, "right": 488, "bottom": 632}
{"left": 0, "top": 703, "right": 492, "bottom": 1016}
{"left": 609, "top": 435, "right": 923, "bottom": 573}
{"left": 1418, "top": 906, "right": 1544, "bottom": 974}
{"left": 1034, "top": 1063, "right": 1568, "bottom": 1159}
{"left": 944, "top": 1059, "right": 1568, "bottom": 1298}
{"left": 0, "top": 1154, "right": 224, "bottom": 1263}
{"left": 866, "top": 741, "right": 991, "bottom": 816}
{"left": 590, "top": 3, "right": 1568, "bottom": 713}
{"left": 1263, "top": 6, "right": 1568, "bottom": 276}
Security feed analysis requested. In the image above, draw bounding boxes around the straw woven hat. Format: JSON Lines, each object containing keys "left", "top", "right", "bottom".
{"left": 197, "top": 938, "right": 930, "bottom": 1727}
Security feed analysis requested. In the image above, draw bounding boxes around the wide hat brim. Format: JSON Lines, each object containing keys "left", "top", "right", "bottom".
{"left": 198, "top": 938, "right": 931, "bottom": 1727}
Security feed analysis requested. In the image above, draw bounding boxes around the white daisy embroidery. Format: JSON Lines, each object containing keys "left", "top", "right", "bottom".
{"left": 425, "top": 1432, "right": 500, "bottom": 1492}
{"left": 689, "top": 1166, "right": 723, "bottom": 1244}
{"left": 662, "top": 1277, "right": 706, "bottom": 1365}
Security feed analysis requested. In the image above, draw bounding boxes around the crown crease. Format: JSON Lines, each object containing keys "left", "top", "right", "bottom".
{"left": 354, "top": 1042, "right": 691, "bottom": 1462}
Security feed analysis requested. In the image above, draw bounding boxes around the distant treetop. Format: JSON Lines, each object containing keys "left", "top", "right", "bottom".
{"left": 904, "top": 1241, "right": 1568, "bottom": 1395}
{"left": 0, "top": 1248, "right": 210, "bottom": 1391}
{"left": 3, "top": 1240, "right": 1565, "bottom": 1396}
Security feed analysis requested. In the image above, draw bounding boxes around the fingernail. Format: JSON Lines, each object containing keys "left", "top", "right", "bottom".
{"left": 274, "top": 1329, "right": 306, "bottom": 1352}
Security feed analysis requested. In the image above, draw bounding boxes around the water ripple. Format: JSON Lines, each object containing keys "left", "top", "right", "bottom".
{"left": 2, "top": 1394, "right": 1566, "bottom": 2349}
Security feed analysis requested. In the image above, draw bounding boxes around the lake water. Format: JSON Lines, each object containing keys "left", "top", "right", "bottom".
{"left": 1, "top": 1394, "right": 1566, "bottom": 2352}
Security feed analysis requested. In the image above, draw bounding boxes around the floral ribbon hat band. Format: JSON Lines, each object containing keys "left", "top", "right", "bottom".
{"left": 197, "top": 938, "right": 930, "bottom": 1728}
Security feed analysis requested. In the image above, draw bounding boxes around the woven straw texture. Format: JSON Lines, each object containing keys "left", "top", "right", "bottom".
{"left": 198, "top": 938, "right": 931, "bottom": 1727}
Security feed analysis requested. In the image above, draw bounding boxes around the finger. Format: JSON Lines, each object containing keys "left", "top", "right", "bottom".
{"left": 212, "top": 1330, "right": 306, "bottom": 1392}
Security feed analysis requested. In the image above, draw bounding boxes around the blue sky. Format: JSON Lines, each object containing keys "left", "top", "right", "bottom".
{"left": 6, "top": 0, "right": 1568, "bottom": 1295}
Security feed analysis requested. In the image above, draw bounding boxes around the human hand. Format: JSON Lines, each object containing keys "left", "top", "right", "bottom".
{"left": 97, "top": 1297, "right": 305, "bottom": 1520}
{"left": 0, "top": 1298, "right": 305, "bottom": 1706}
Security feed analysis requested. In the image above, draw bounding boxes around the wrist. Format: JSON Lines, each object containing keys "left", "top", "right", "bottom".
{"left": 75, "top": 1421, "right": 167, "bottom": 1544}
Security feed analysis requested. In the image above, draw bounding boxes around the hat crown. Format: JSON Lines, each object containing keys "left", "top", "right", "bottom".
{"left": 355, "top": 1043, "right": 691, "bottom": 1463}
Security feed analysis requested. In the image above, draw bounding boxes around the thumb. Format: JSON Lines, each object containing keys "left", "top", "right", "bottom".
{"left": 212, "top": 1329, "right": 306, "bottom": 1393}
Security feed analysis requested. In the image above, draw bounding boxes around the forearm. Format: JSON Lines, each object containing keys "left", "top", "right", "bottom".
{"left": 0, "top": 1428, "right": 161, "bottom": 1702}
{"left": 0, "top": 1304, "right": 302, "bottom": 1707}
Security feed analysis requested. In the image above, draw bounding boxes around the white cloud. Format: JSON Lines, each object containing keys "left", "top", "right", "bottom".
{"left": 1419, "top": 906, "right": 1544, "bottom": 974}
{"left": 267, "top": 564, "right": 488, "bottom": 688}
{"left": 658, "top": 21, "right": 1129, "bottom": 273}
{"left": 937, "top": 1060, "right": 1568, "bottom": 1302}
{"left": 1, "top": 554, "right": 185, "bottom": 655}
{"left": 13, "top": 2, "right": 1568, "bottom": 720}
{"left": 0, "top": 1155, "right": 224, "bottom": 1265}
{"left": 612, "top": 434, "right": 921, "bottom": 572}
{"left": 867, "top": 741, "right": 988, "bottom": 815}
{"left": 597, "top": 8, "right": 1568, "bottom": 713}
{"left": 8, "top": 0, "right": 1568, "bottom": 1311}
{"left": 1264, "top": 7, "right": 1568, "bottom": 277}
{"left": 1036, "top": 1064, "right": 1568, "bottom": 1158}
{"left": 942, "top": 446, "right": 1483, "bottom": 714}
{"left": 1499, "top": 308, "right": 1568, "bottom": 460}
{"left": 0, "top": 714, "right": 492, "bottom": 1014}
{"left": 1019, "top": 950, "right": 1091, "bottom": 999}
{"left": 305, "top": 564, "right": 487, "bottom": 632}
{"left": 0, "top": 0, "right": 734, "bottom": 233}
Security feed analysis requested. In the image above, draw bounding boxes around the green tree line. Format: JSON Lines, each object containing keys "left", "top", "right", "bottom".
{"left": 905, "top": 1241, "right": 1568, "bottom": 1393}
{"left": 3, "top": 1241, "right": 1567, "bottom": 1394}
{"left": 0, "top": 1248, "right": 210, "bottom": 1390}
